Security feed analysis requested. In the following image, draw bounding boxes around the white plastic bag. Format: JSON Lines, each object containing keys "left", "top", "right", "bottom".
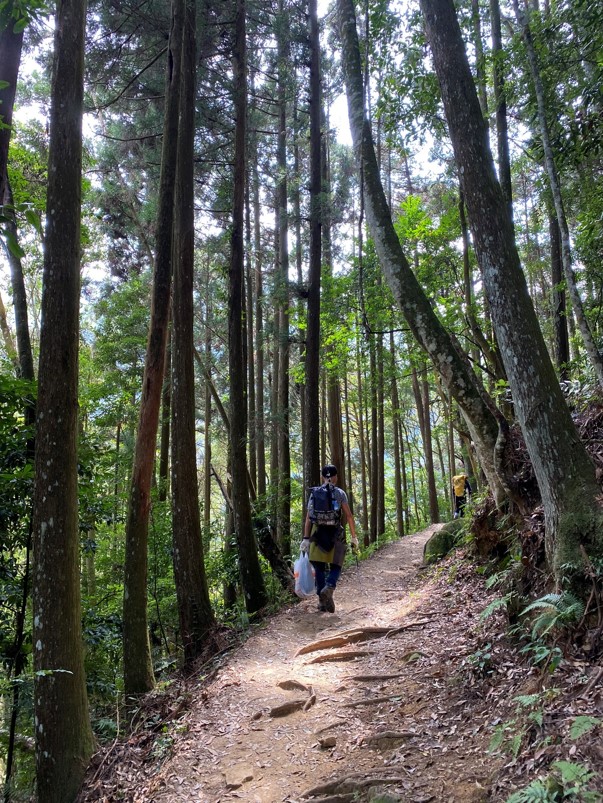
{"left": 294, "top": 551, "right": 315, "bottom": 599}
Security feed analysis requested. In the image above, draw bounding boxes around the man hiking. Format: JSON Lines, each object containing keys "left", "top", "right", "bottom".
{"left": 301, "top": 464, "right": 358, "bottom": 613}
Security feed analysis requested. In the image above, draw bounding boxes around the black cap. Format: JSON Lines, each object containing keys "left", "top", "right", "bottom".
{"left": 321, "top": 464, "right": 338, "bottom": 478}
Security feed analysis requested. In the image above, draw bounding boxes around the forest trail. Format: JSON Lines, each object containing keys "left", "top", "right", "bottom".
{"left": 86, "top": 526, "right": 511, "bottom": 802}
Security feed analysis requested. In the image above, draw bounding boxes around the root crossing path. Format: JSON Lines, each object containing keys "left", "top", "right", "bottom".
{"left": 108, "top": 525, "right": 503, "bottom": 802}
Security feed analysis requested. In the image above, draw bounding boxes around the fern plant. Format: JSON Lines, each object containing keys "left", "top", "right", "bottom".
{"left": 521, "top": 592, "right": 585, "bottom": 639}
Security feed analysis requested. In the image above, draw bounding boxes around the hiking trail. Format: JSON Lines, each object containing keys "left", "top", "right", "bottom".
{"left": 82, "top": 525, "right": 510, "bottom": 802}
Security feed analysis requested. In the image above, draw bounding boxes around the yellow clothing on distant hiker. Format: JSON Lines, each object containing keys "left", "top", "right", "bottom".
{"left": 452, "top": 474, "right": 469, "bottom": 497}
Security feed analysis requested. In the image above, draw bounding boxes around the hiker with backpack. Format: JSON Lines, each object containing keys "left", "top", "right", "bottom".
{"left": 452, "top": 471, "right": 472, "bottom": 518}
{"left": 301, "top": 464, "right": 358, "bottom": 613}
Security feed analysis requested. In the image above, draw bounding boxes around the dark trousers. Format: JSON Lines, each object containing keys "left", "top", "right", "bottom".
{"left": 310, "top": 561, "right": 342, "bottom": 594}
{"left": 454, "top": 494, "right": 467, "bottom": 517}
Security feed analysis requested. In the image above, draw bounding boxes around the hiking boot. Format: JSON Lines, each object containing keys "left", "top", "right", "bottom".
{"left": 317, "top": 602, "right": 327, "bottom": 612}
{"left": 319, "top": 585, "right": 335, "bottom": 613}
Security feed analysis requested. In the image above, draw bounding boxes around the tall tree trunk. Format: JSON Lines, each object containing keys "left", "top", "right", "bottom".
{"left": 390, "top": 332, "right": 405, "bottom": 538}
{"left": 276, "top": 0, "right": 291, "bottom": 553}
{"left": 3, "top": 180, "right": 35, "bottom": 383}
{"left": 0, "top": 21, "right": 23, "bottom": 207}
{"left": 31, "top": 0, "right": 94, "bottom": 798}
{"left": 123, "top": 0, "right": 183, "bottom": 695}
{"left": 229, "top": 0, "right": 267, "bottom": 613}
{"left": 471, "top": 0, "right": 488, "bottom": 118}
{"left": 304, "top": 0, "right": 322, "bottom": 493}
{"left": 490, "top": 0, "right": 513, "bottom": 222}
{"left": 412, "top": 367, "right": 440, "bottom": 524}
{"left": 421, "top": 0, "right": 603, "bottom": 583}
{"left": 512, "top": 0, "right": 603, "bottom": 389}
{"left": 252, "top": 154, "right": 266, "bottom": 499}
{"left": 337, "top": 0, "right": 508, "bottom": 507}
{"left": 158, "top": 339, "right": 171, "bottom": 502}
{"left": 376, "top": 331, "right": 386, "bottom": 537}
{"left": 171, "top": 0, "right": 216, "bottom": 663}
{"left": 369, "top": 335, "right": 378, "bottom": 543}
{"left": 549, "top": 211, "right": 569, "bottom": 380}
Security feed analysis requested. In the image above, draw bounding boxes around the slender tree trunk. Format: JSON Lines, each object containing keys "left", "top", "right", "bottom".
{"left": 171, "top": 0, "right": 216, "bottom": 663}
{"left": 229, "top": 0, "right": 267, "bottom": 613}
{"left": 158, "top": 339, "right": 171, "bottom": 502}
{"left": 252, "top": 155, "right": 266, "bottom": 499}
{"left": 421, "top": 0, "right": 603, "bottom": 582}
{"left": 471, "top": 0, "right": 488, "bottom": 118}
{"left": 490, "top": 0, "right": 513, "bottom": 222}
{"left": 244, "top": 69, "right": 257, "bottom": 489}
{"left": 304, "top": 0, "right": 322, "bottom": 492}
{"left": 369, "top": 335, "right": 378, "bottom": 543}
{"left": 412, "top": 367, "right": 439, "bottom": 523}
{"left": 31, "top": 0, "right": 94, "bottom": 797}
{"left": 390, "top": 332, "right": 405, "bottom": 538}
{"left": 512, "top": 0, "right": 603, "bottom": 389}
{"left": 3, "top": 181, "right": 35, "bottom": 383}
{"left": 123, "top": 0, "right": 183, "bottom": 695}
{"left": 549, "top": 211, "right": 569, "bottom": 380}
{"left": 0, "top": 23, "right": 23, "bottom": 207}
{"left": 276, "top": 0, "right": 291, "bottom": 553}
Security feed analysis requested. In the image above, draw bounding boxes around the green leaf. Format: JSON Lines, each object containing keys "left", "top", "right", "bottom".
{"left": 569, "top": 716, "right": 601, "bottom": 740}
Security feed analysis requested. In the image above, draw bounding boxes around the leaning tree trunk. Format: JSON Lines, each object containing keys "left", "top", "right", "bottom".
{"left": 171, "top": 0, "right": 216, "bottom": 663}
{"left": 512, "top": 0, "right": 603, "bottom": 390}
{"left": 31, "top": 0, "right": 95, "bottom": 798}
{"left": 123, "top": 0, "right": 183, "bottom": 695}
{"left": 336, "top": 0, "right": 508, "bottom": 507}
{"left": 229, "top": 0, "right": 267, "bottom": 613}
{"left": 420, "top": 0, "right": 603, "bottom": 583}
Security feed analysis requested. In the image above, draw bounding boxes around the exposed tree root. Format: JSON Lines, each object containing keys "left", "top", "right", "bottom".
{"left": 268, "top": 699, "right": 307, "bottom": 717}
{"left": 304, "top": 650, "right": 370, "bottom": 664}
{"left": 362, "top": 730, "right": 416, "bottom": 742}
{"left": 343, "top": 694, "right": 403, "bottom": 708}
{"left": 301, "top": 770, "right": 410, "bottom": 798}
{"left": 296, "top": 621, "right": 430, "bottom": 657}
{"left": 344, "top": 673, "right": 405, "bottom": 681}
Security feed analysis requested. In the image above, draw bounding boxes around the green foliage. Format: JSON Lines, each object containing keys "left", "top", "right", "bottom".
{"left": 0, "top": 0, "right": 49, "bottom": 32}
{"left": 569, "top": 716, "right": 602, "bottom": 740}
{"left": 480, "top": 593, "right": 515, "bottom": 622}
{"left": 505, "top": 760, "right": 599, "bottom": 802}
{"left": 489, "top": 692, "right": 551, "bottom": 761}
{"left": 521, "top": 593, "right": 585, "bottom": 639}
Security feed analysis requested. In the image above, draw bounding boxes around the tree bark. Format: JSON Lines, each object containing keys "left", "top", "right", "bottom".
{"left": 549, "top": 211, "right": 569, "bottom": 380}
{"left": 171, "top": 0, "right": 216, "bottom": 664}
{"left": 0, "top": 21, "right": 23, "bottom": 207}
{"left": 304, "top": 0, "right": 322, "bottom": 494}
{"left": 276, "top": 0, "right": 291, "bottom": 554}
{"left": 420, "top": 0, "right": 603, "bottom": 582}
{"left": 123, "top": 0, "right": 183, "bottom": 695}
{"left": 337, "top": 0, "right": 507, "bottom": 506}
{"left": 490, "top": 0, "right": 513, "bottom": 223}
{"left": 31, "top": 0, "right": 95, "bottom": 798}
{"left": 229, "top": 0, "right": 267, "bottom": 613}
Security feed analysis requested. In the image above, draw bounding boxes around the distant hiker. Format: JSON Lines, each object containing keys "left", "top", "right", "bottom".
{"left": 452, "top": 471, "right": 472, "bottom": 518}
{"left": 301, "top": 464, "right": 358, "bottom": 613}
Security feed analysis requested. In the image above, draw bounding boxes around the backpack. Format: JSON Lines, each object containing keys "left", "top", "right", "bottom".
{"left": 309, "top": 484, "right": 342, "bottom": 552}
{"left": 452, "top": 474, "right": 467, "bottom": 497}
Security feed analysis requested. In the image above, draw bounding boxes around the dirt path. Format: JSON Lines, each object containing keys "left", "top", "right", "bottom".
{"left": 96, "top": 524, "right": 497, "bottom": 803}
